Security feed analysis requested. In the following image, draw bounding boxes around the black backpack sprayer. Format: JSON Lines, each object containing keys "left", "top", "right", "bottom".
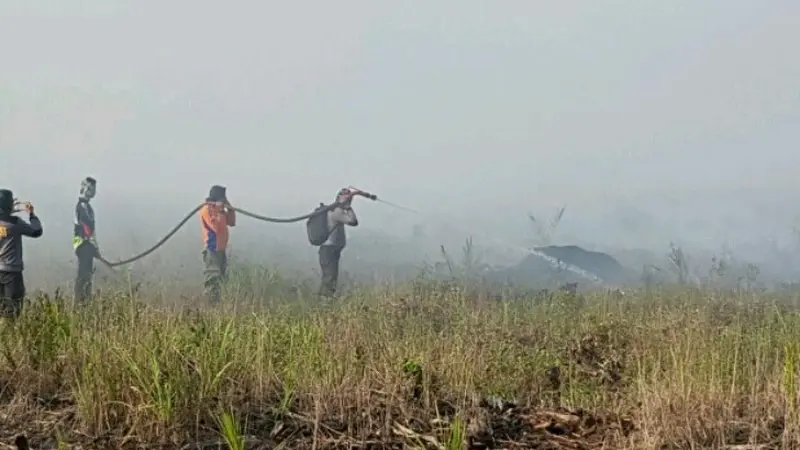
{"left": 306, "top": 187, "right": 378, "bottom": 246}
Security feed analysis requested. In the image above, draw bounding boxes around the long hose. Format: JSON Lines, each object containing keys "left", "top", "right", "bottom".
{"left": 98, "top": 202, "right": 338, "bottom": 268}
{"left": 95, "top": 197, "right": 615, "bottom": 290}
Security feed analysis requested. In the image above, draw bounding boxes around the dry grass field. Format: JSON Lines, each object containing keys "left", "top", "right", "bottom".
{"left": 1, "top": 274, "right": 799, "bottom": 449}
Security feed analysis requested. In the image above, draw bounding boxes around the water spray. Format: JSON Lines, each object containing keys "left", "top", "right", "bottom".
{"left": 374, "top": 199, "right": 422, "bottom": 214}
{"left": 346, "top": 186, "right": 422, "bottom": 213}
{"left": 352, "top": 194, "right": 615, "bottom": 289}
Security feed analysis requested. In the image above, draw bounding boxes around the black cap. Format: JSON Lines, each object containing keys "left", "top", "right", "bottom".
{"left": 207, "top": 185, "right": 227, "bottom": 202}
{"left": 0, "top": 189, "right": 13, "bottom": 213}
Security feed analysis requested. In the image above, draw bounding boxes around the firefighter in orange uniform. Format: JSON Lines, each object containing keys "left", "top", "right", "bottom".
{"left": 199, "top": 185, "right": 236, "bottom": 304}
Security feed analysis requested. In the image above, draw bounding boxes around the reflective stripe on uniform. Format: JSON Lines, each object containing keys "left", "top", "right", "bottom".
{"left": 73, "top": 235, "right": 97, "bottom": 250}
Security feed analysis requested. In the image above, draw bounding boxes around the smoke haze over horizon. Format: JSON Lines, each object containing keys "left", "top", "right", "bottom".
{"left": 1, "top": 0, "right": 799, "bottom": 286}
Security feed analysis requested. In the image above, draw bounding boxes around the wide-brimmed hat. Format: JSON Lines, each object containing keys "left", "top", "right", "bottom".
{"left": 207, "top": 185, "right": 227, "bottom": 202}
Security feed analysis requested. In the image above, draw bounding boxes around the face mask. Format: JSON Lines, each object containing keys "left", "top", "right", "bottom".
{"left": 80, "top": 180, "right": 96, "bottom": 199}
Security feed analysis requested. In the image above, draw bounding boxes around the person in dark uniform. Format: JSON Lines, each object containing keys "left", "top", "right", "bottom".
{"left": 0, "top": 189, "right": 43, "bottom": 319}
{"left": 318, "top": 188, "right": 359, "bottom": 298}
{"left": 72, "top": 177, "right": 98, "bottom": 304}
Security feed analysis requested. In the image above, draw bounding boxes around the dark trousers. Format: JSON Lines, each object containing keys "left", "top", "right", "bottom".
{"left": 318, "top": 245, "right": 343, "bottom": 297}
{"left": 0, "top": 271, "right": 25, "bottom": 319}
{"left": 203, "top": 249, "right": 228, "bottom": 305}
{"left": 74, "top": 243, "right": 95, "bottom": 304}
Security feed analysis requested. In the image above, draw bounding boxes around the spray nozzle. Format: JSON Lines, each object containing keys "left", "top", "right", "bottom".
{"left": 347, "top": 186, "right": 378, "bottom": 201}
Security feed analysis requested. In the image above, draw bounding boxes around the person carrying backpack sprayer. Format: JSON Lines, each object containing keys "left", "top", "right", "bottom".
{"left": 0, "top": 189, "right": 43, "bottom": 319}
{"left": 200, "top": 185, "right": 236, "bottom": 305}
{"left": 306, "top": 187, "right": 376, "bottom": 298}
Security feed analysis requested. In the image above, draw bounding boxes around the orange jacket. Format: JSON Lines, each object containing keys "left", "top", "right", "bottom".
{"left": 200, "top": 203, "right": 236, "bottom": 251}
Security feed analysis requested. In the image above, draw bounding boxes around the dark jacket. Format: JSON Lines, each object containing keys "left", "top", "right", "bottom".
{"left": 0, "top": 214, "right": 43, "bottom": 272}
{"left": 73, "top": 198, "right": 96, "bottom": 250}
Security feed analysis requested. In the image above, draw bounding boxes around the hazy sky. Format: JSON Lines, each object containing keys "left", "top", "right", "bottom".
{"left": 1, "top": 0, "right": 799, "bottom": 214}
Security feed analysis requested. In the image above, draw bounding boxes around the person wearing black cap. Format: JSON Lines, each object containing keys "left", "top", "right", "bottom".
{"left": 200, "top": 185, "right": 236, "bottom": 304}
{"left": 0, "top": 189, "right": 43, "bottom": 319}
{"left": 73, "top": 177, "right": 98, "bottom": 304}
